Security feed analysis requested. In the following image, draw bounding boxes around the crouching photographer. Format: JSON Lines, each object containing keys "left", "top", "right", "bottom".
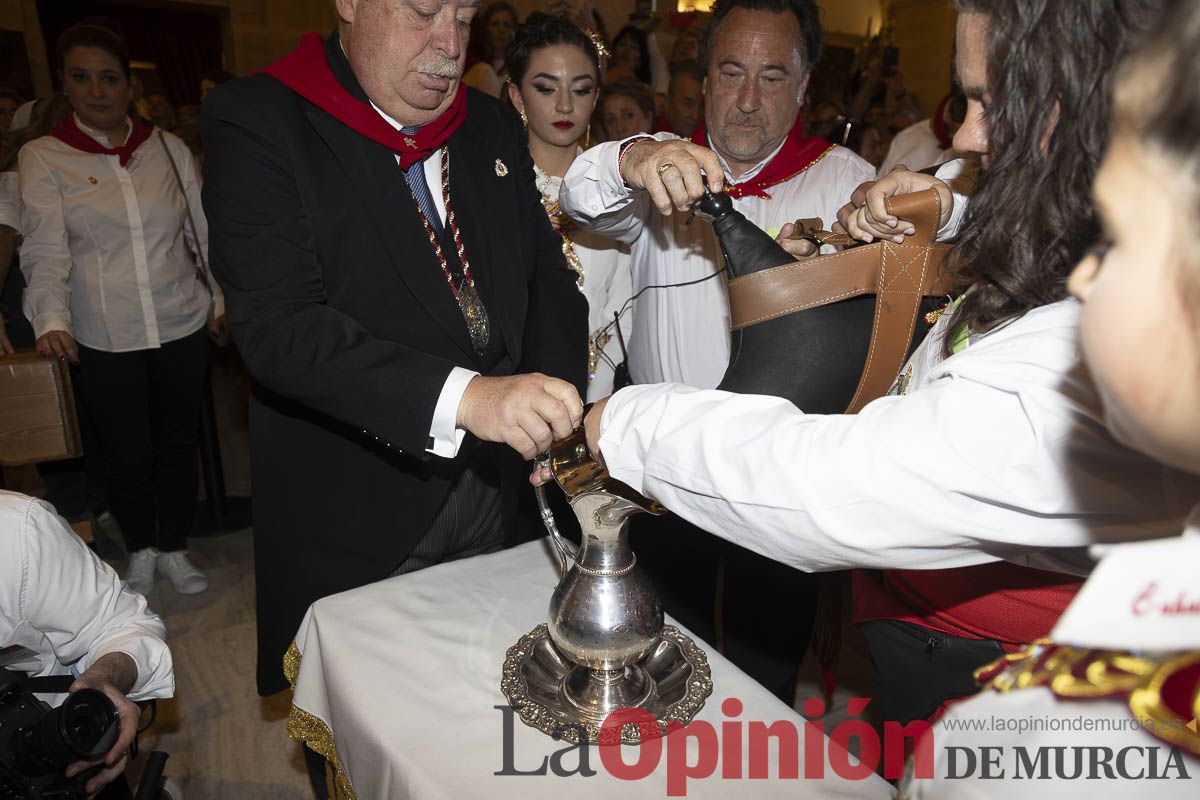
{"left": 0, "top": 490, "right": 174, "bottom": 799}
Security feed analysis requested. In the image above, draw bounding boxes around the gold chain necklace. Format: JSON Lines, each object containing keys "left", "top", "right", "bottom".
{"left": 412, "top": 147, "right": 490, "bottom": 355}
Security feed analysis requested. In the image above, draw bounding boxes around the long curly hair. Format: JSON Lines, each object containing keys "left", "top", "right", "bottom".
{"left": 942, "top": 0, "right": 1160, "bottom": 354}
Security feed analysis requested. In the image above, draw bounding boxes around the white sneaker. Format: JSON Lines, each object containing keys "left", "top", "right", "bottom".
{"left": 125, "top": 548, "right": 159, "bottom": 595}
{"left": 157, "top": 551, "right": 209, "bottom": 595}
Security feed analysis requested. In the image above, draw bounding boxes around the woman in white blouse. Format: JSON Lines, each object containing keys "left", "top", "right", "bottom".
{"left": 506, "top": 12, "right": 633, "bottom": 402}
{"left": 19, "top": 23, "right": 222, "bottom": 596}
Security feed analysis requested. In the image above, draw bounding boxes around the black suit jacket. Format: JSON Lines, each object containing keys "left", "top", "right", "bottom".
{"left": 202, "top": 34, "right": 587, "bottom": 694}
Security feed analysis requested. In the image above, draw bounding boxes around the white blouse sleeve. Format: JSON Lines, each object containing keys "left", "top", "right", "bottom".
{"left": 560, "top": 136, "right": 674, "bottom": 245}
{"left": 0, "top": 171, "right": 20, "bottom": 233}
{"left": 597, "top": 308, "right": 1197, "bottom": 573}
{"left": 17, "top": 146, "right": 74, "bottom": 338}
{"left": 169, "top": 133, "right": 224, "bottom": 317}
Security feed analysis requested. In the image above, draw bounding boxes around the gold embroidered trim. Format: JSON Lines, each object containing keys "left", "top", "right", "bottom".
{"left": 1129, "top": 653, "right": 1200, "bottom": 756}
{"left": 284, "top": 642, "right": 359, "bottom": 800}
{"left": 977, "top": 642, "right": 1200, "bottom": 757}
{"left": 730, "top": 143, "right": 838, "bottom": 201}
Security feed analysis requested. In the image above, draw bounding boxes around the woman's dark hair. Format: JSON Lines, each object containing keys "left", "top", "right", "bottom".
{"left": 942, "top": 0, "right": 1161, "bottom": 355}
{"left": 55, "top": 22, "right": 131, "bottom": 79}
{"left": 1, "top": 94, "right": 72, "bottom": 172}
{"left": 472, "top": 1, "right": 519, "bottom": 65}
{"left": 702, "top": 0, "right": 822, "bottom": 73}
{"left": 1113, "top": 0, "right": 1200, "bottom": 307}
{"left": 505, "top": 12, "right": 602, "bottom": 87}
{"left": 1114, "top": 0, "right": 1200, "bottom": 204}
{"left": 601, "top": 76, "right": 656, "bottom": 121}
{"left": 612, "top": 25, "right": 652, "bottom": 85}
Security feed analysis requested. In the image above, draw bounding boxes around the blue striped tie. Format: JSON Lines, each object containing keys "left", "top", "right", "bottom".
{"left": 400, "top": 126, "right": 443, "bottom": 236}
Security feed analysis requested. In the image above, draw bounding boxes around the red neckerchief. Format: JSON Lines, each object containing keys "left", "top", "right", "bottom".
{"left": 49, "top": 113, "right": 153, "bottom": 167}
{"left": 261, "top": 32, "right": 467, "bottom": 169}
{"left": 692, "top": 116, "right": 834, "bottom": 200}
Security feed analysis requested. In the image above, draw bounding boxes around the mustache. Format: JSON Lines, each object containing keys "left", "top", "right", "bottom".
{"left": 414, "top": 58, "right": 462, "bottom": 79}
{"left": 724, "top": 112, "right": 767, "bottom": 127}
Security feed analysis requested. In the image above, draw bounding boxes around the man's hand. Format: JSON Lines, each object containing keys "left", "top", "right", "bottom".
{"left": 208, "top": 313, "right": 227, "bottom": 342}
{"left": 619, "top": 139, "right": 725, "bottom": 216}
{"left": 834, "top": 167, "right": 953, "bottom": 244}
{"left": 458, "top": 374, "right": 584, "bottom": 460}
{"left": 529, "top": 395, "right": 609, "bottom": 486}
{"left": 774, "top": 223, "right": 819, "bottom": 259}
{"left": 64, "top": 653, "right": 141, "bottom": 799}
{"left": 36, "top": 329, "right": 79, "bottom": 365}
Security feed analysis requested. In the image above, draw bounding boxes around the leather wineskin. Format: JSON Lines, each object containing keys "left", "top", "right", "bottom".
{"left": 700, "top": 190, "right": 885, "bottom": 414}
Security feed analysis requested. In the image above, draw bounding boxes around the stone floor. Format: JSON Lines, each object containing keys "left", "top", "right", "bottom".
{"left": 121, "top": 529, "right": 311, "bottom": 799}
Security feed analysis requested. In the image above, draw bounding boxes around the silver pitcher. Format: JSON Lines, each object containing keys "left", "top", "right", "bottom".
{"left": 534, "top": 427, "right": 667, "bottom": 723}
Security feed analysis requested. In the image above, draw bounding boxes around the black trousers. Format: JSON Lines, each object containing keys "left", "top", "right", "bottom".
{"left": 75, "top": 327, "right": 210, "bottom": 553}
{"left": 306, "top": 453, "right": 507, "bottom": 800}
{"left": 859, "top": 618, "right": 1005, "bottom": 725}
{"left": 631, "top": 513, "right": 820, "bottom": 703}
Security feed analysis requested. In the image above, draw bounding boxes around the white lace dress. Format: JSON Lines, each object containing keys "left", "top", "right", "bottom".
{"left": 535, "top": 163, "right": 634, "bottom": 401}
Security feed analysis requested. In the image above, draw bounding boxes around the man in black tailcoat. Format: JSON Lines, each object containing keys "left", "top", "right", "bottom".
{"left": 201, "top": 0, "right": 587, "bottom": 699}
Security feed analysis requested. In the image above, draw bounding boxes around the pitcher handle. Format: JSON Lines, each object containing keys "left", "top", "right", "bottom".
{"left": 534, "top": 457, "right": 578, "bottom": 575}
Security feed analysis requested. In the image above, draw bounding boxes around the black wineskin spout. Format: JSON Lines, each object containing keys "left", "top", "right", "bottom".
{"left": 695, "top": 189, "right": 794, "bottom": 278}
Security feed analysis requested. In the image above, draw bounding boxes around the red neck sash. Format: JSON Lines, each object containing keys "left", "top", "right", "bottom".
{"left": 261, "top": 32, "right": 467, "bottom": 169}
{"left": 49, "top": 113, "right": 152, "bottom": 167}
{"left": 692, "top": 116, "right": 833, "bottom": 200}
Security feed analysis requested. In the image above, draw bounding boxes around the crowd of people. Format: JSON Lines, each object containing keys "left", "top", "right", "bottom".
{"left": 1, "top": 0, "right": 1198, "bottom": 797}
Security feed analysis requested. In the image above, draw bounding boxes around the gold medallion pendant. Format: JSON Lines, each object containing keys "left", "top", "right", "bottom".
{"left": 457, "top": 281, "right": 490, "bottom": 354}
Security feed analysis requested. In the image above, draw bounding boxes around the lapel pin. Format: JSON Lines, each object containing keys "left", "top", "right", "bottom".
{"left": 495, "top": 158, "right": 508, "bottom": 177}
{"left": 88, "top": 176, "right": 98, "bottom": 184}
{"left": 404, "top": 136, "right": 418, "bottom": 149}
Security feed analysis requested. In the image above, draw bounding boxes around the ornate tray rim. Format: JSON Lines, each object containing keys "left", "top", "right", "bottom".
{"left": 500, "top": 623, "right": 714, "bottom": 745}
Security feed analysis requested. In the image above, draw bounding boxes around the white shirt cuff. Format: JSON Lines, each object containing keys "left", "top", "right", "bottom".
{"left": 427, "top": 366, "right": 479, "bottom": 458}
{"left": 933, "top": 157, "right": 978, "bottom": 241}
{"left": 30, "top": 312, "right": 73, "bottom": 341}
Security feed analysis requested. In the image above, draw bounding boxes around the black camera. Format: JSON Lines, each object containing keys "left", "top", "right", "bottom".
{"left": 0, "top": 668, "right": 118, "bottom": 800}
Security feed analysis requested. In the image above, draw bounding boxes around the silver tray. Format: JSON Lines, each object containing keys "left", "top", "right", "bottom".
{"left": 500, "top": 623, "right": 713, "bottom": 744}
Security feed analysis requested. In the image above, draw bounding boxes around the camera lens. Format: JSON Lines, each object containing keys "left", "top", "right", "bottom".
{"left": 14, "top": 689, "right": 118, "bottom": 775}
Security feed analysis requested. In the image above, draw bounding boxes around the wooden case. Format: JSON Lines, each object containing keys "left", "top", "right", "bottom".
{"left": 0, "top": 350, "right": 83, "bottom": 465}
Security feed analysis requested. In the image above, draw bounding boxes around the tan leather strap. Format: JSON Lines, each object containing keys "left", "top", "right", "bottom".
{"left": 846, "top": 188, "right": 946, "bottom": 413}
{"left": 726, "top": 188, "right": 954, "bottom": 413}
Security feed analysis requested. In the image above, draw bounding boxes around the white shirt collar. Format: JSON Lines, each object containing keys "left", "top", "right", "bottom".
{"left": 709, "top": 133, "right": 787, "bottom": 184}
{"left": 74, "top": 113, "right": 133, "bottom": 147}
{"left": 370, "top": 101, "right": 408, "bottom": 133}
{"left": 1050, "top": 504, "right": 1200, "bottom": 651}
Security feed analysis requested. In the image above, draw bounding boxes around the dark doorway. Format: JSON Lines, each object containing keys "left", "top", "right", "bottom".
{"left": 0, "top": 30, "right": 35, "bottom": 102}
{"left": 37, "top": 0, "right": 225, "bottom": 110}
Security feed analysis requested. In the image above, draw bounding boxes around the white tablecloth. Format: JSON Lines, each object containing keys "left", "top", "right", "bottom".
{"left": 289, "top": 539, "right": 892, "bottom": 799}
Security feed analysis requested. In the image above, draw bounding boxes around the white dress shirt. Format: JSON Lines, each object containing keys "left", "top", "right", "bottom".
{"left": 597, "top": 298, "right": 1200, "bottom": 574}
{"left": 878, "top": 118, "right": 949, "bottom": 177}
{"left": 560, "top": 132, "right": 879, "bottom": 388}
{"left": 534, "top": 163, "right": 634, "bottom": 402}
{"left": 0, "top": 490, "right": 174, "bottom": 704}
{"left": 371, "top": 102, "right": 479, "bottom": 459}
{"left": 18, "top": 115, "right": 222, "bottom": 352}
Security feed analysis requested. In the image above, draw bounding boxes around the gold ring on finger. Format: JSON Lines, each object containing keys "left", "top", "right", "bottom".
{"left": 657, "top": 162, "right": 678, "bottom": 177}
